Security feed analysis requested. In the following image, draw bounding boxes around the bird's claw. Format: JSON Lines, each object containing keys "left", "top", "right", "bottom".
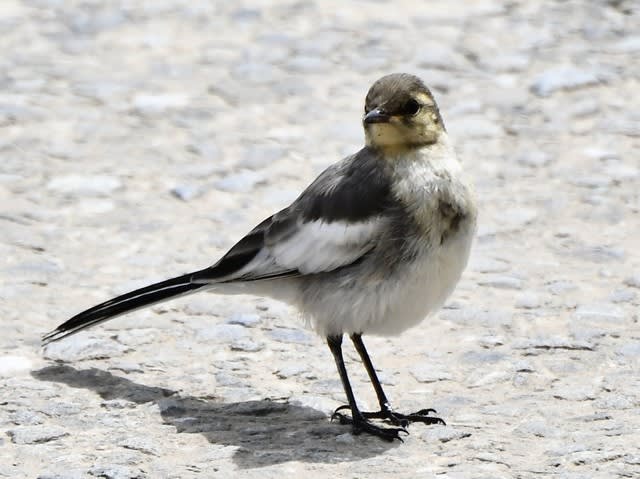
{"left": 331, "top": 409, "right": 408, "bottom": 442}
{"left": 398, "top": 409, "right": 446, "bottom": 426}
{"left": 332, "top": 404, "right": 446, "bottom": 428}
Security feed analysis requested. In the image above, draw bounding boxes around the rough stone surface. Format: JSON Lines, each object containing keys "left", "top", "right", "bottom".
{"left": 1, "top": 0, "right": 639, "bottom": 478}
{"left": 7, "top": 427, "right": 70, "bottom": 445}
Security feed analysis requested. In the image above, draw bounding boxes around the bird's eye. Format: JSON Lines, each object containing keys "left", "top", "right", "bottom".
{"left": 402, "top": 99, "right": 420, "bottom": 116}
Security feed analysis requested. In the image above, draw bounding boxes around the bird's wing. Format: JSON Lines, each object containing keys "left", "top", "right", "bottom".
{"left": 191, "top": 147, "right": 394, "bottom": 283}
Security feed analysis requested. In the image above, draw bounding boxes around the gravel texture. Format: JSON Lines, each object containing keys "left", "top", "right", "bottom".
{"left": 1, "top": 0, "right": 639, "bottom": 477}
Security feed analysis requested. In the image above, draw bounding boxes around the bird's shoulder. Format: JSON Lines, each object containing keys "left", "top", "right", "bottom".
{"left": 388, "top": 143, "right": 477, "bottom": 239}
{"left": 193, "top": 147, "right": 396, "bottom": 281}
{"left": 290, "top": 146, "right": 396, "bottom": 224}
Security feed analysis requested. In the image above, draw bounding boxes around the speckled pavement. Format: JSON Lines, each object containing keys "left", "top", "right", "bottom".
{"left": 1, "top": 1, "right": 639, "bottom": 478}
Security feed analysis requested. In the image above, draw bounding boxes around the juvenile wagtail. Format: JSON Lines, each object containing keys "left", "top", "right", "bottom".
{"left": 43, "top": 73, "right": 477, "bottom": 441}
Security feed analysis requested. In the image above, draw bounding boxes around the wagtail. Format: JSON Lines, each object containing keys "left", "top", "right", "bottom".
{"left": 43, "top": 73, "right": 477, "bottom": 441}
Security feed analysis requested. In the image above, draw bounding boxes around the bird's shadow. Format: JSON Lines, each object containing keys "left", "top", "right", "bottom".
{"left": 32, "top": 365, "right": 397, "bottom": 468}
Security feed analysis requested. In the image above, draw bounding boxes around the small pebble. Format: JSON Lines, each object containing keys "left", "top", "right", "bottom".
{"left": 515, "top": 293, "right": 540, "bottom": 309}
{"left": 8, "top": 426, "right": 69, "bottom": 445}
{"left": 268, "top": 328, "right": 314, "bottom": 344}
{"left": 478, "top": 275, "right": 523, "bottom": 290}
{"left": 623, "top": 274, "right": 640, "bottom": 289}
{"left": 530, "top": 66, "right": 603, "bottom": 97}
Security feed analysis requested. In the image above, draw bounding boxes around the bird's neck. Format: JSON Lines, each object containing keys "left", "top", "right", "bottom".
{"left": 372, "top": 133, "right": 457, "bottom": 168}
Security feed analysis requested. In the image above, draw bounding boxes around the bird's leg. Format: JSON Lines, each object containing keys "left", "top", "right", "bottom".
{"left": 335, "top": 333, "right": 445, "bottom": 428}
{"left": 326, "top": 334, "right": 407, "bottom": 441}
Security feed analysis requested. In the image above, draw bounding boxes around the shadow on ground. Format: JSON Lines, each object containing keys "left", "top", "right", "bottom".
{"left": 32, "top": 365, "right": 398, "bottom": 468}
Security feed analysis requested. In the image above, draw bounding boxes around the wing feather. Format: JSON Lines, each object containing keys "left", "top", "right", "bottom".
{"left": 191, "top": 147, "right": 394, "bottom": 283}
{"left": 267, "top": 218, "right": 381, "bottom": 274}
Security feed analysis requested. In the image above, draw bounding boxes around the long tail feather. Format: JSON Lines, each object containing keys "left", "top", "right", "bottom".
{"left": 42, "top": 272, "right": 206, "bottom": 345}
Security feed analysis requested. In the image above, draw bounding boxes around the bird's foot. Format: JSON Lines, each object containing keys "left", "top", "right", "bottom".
{"left": 333, "top": 405, "right": 446, "bottom": 428}
{"left": 331, "top": 409, "right": 408, "bottom": 442}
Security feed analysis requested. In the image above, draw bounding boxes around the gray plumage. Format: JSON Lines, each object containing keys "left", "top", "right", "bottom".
{"left": 43, "top": 73, "right": 477, "bottom": 441}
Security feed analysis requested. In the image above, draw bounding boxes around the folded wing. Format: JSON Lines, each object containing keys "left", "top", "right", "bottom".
{"left": 192, "top": 147, "right": 394, "bottom": 283}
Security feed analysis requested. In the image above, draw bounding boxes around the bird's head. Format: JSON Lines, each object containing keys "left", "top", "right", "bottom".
{"left": 363, "top": 73, "right": 445, "bottom": 151}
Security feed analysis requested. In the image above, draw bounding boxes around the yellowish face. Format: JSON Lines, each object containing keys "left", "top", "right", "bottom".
{"left": 364, "top": 91, "right": 443, "bottom": 149}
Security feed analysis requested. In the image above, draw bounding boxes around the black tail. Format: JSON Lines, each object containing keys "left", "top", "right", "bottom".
{"left": 42, "top": 272, "right": 207, "bottom": 345}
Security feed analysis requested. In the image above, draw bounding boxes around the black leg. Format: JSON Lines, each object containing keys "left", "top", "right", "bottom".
{"left": 350, "top": 333, "right": 391, "bottom": 411}
{"left": 337, "top": 333, "right": 446, "bottom": 428}
{"left": 326, "top": 335, "right": 406, "bottom": 441}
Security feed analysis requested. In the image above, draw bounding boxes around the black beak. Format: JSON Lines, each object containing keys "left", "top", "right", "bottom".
{"left": 363, "top": 108, "right": 390, "bottom": 125}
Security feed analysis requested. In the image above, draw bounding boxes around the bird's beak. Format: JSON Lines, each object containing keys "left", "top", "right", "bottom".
{"left": 363, "top": 108, "right": 391, "bottom": 125}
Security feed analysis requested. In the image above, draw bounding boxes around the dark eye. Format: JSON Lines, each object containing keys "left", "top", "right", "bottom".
{"left": 403, "top": 99, "right": 420, "bottom": 115}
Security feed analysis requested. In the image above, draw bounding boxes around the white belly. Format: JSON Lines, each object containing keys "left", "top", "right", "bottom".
{"left": 299, "top": 215, "right": 475, "bottom": 337}
{"left": 365, "top": 223, "right": 474, "bottom": 335}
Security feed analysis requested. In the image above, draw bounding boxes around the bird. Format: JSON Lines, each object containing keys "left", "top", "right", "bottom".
{"left": 43, "top": 73, "right": 477, "bottom": 441}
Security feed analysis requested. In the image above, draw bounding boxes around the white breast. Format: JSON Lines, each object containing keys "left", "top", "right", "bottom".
{"left": 364, "top": 216, "right": 475, "bottom": 335}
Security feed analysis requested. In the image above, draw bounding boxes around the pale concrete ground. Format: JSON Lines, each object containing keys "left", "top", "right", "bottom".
{"left": 1, "top": 0, "right": 639, "bottom": 477}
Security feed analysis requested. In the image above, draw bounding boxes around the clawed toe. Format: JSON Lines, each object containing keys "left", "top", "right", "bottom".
{"left": 330, "top": 408, "right": 351, "bottom": 424}
{"left": 402, "top": 410, "right": 446, "bottom": 426}
{"left": 332, "top": 404, "right": 351, "bottom": 418}
{"left": 333, "top": 404, "right": 445, "bottom": 428}
{"left": 331, "top": 409, "right": 408, "bottom": 442}
{"left": 354, "top": 418, "right": 407, "bottom": 442}
{"left": 414, "top": 408, "right": 437, "bottom": 416}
